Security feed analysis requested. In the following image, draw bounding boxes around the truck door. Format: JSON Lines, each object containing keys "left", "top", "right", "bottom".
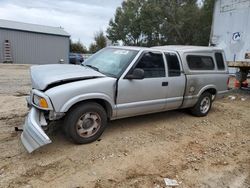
{"left": 164, "top": 52, "right": 186, "bottom": 110}
{"left": 116, "top": 51, "right": 168, "bottom": 118}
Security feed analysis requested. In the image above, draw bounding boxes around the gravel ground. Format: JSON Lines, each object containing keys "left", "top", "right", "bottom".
{"left": 0, "top": 64, "right": 249, "bottom": 188}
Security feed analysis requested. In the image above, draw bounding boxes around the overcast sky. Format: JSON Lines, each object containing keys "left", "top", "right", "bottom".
{"left": 0, "top": 0, "right": 123, "bottom": 47}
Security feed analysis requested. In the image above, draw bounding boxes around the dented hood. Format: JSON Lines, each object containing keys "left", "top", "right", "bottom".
{"left": 30, "top": 64, "right": 105, "bottom": 90}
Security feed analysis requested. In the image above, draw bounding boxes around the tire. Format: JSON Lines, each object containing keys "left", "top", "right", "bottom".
{"left": 64, "top": 102, "right": 107, "bottom": 144}
{"left": 190, "top": 92, "right": 212, "bottom": 117}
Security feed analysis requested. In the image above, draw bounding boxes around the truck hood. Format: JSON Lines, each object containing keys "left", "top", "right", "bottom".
{"left": 30, "top": 64, "right": 105, "bottom": 90}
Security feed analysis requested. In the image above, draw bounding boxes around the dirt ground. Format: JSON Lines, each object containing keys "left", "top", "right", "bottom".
{"left": 0, "top": 64, "right": 249, "bottom": 188}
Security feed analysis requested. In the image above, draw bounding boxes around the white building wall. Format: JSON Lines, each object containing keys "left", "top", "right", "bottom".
{"left": 210, "top": 0, "right": 250, "bottom": 62}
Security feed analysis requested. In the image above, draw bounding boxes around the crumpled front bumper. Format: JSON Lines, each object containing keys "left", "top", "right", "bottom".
{"left": 21, "top": 107, "right": 51, "bottom": 153}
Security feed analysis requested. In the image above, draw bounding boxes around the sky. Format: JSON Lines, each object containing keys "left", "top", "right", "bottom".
{"left": 0, "top": 0, "right": 123, "bottom": 47}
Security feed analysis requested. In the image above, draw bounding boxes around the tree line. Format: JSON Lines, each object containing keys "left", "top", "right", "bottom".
{"left": 71, "top": 0, "right": 214, "bottom": 54}
{"left": 70, "top": 30, "right": 107, "bottom": 54}
{"left": 107, "top": 0, "right": 214, "bottom": 46}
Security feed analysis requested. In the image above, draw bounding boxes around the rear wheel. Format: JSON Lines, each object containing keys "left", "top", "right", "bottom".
{"left": 64, "top": 102, "right": 107, "bottom": 144}
{"left": 190, "top": 92, "right": 212, "bottom": 117}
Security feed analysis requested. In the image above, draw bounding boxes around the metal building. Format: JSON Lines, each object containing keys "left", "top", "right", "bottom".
{"left": 0, "top": 19, "right": 70, "bottom": 64}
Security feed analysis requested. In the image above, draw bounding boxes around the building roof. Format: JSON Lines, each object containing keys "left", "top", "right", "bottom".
{"left": 0, "top": 19, "right": 70, "bottom": 37}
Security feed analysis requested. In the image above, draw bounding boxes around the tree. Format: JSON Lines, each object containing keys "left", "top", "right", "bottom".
{"left": 88, "top": 31, "right": 107, "bottom": 53}
{"left": 163, "top": 0, "right": 201, "bottom": 45}
{"left": 94, "top": 31, "right": 107, "bottom": 51}
{"left": 195, "top": 0, "right": 215, "bottom": 45}
{"left": 106, "top": 0, "right": 215, "bottom": 46}
{"left": 70, "top": 39, "right": 87, "bottom": 53}
{"left": 89, "top": 43, "right": 98, "bottom": 54}
{"left": 107, "top": 0, "right": 144, "bottom": 46}
{"left": 139, "top": 0, "right": 166, "bottom": 46}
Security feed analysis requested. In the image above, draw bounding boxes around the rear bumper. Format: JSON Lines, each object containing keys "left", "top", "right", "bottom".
{"left": 21, "top": 107, "right": 51, "bottom": 153}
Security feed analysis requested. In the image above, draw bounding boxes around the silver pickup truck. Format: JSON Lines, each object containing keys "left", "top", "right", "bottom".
{"left": 21, "top": 46, "right": 229, "bottom": 153}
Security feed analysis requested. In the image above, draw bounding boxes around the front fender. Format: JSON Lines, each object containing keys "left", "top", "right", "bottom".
{"left": 59, "top": 93, "right": 115, "bottom": 113}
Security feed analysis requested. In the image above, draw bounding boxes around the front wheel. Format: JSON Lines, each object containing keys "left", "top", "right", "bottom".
{"left": 64, "top": 102, "right": 107, "bottom": 144}
{"left": 190, "top": 92, "right": 212, "bottom": 117}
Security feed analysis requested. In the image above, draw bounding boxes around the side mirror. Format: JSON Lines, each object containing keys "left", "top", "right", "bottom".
{"left": 126, "top": 68, "right": 144, "bottom": 79}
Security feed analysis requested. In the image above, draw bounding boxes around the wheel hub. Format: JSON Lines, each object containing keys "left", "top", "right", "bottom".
{"left": 76, "top": 112, "right": 101, "bottom": 138}
{"left": 200, "top": 97, "right": 210, "bottom": 114}
{"left": 82, "top": 118, "right": 93, "bottom": 129}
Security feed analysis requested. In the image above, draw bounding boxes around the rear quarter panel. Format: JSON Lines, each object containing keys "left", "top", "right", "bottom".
{"left": 180, "top": 51, "right": 229, "bottom": 108}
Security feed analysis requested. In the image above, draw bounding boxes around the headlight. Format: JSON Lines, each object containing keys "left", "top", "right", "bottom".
{"left": 33, "top": 94, "right": 49, "bottom": 109}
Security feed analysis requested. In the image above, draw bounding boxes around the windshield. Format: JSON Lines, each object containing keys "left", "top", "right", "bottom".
{"left": 83, "top": 48, "right": 139, "bottom": 77}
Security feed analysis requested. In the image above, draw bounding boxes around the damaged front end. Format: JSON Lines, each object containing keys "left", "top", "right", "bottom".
{"left": 20, "top": 64, "right": 105, "bottom": 153}
{"left": 21, "top": 107, "right": 51, "bottom": 153}
{"left": 21, "top": 89, "right": 64, "bottom": 153}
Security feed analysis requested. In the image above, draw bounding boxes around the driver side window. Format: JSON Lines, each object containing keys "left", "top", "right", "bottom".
{"left": 135, "top": 52, "right": 165, "bottom": 78}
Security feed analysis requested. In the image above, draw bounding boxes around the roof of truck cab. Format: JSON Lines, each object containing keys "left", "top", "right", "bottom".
{"left": 152, "top": 45, "right": 223, "bottom": 52}
{"left": 108, "top": 46, "right": 149, "bottom": 51}
{"left": 109, "top": 45, "right": 223, "bottom": 53}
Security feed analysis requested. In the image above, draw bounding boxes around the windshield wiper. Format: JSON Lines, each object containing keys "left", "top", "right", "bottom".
{"left": 85, "top": 64, "right": 99, "bottom": 72}
{"left": 84, "top": 64, "right": 117, "bottom": 78}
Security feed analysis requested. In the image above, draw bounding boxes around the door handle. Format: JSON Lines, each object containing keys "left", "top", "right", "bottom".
{"left": 162, "top": 82, "right": 168, "bottom": 86}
